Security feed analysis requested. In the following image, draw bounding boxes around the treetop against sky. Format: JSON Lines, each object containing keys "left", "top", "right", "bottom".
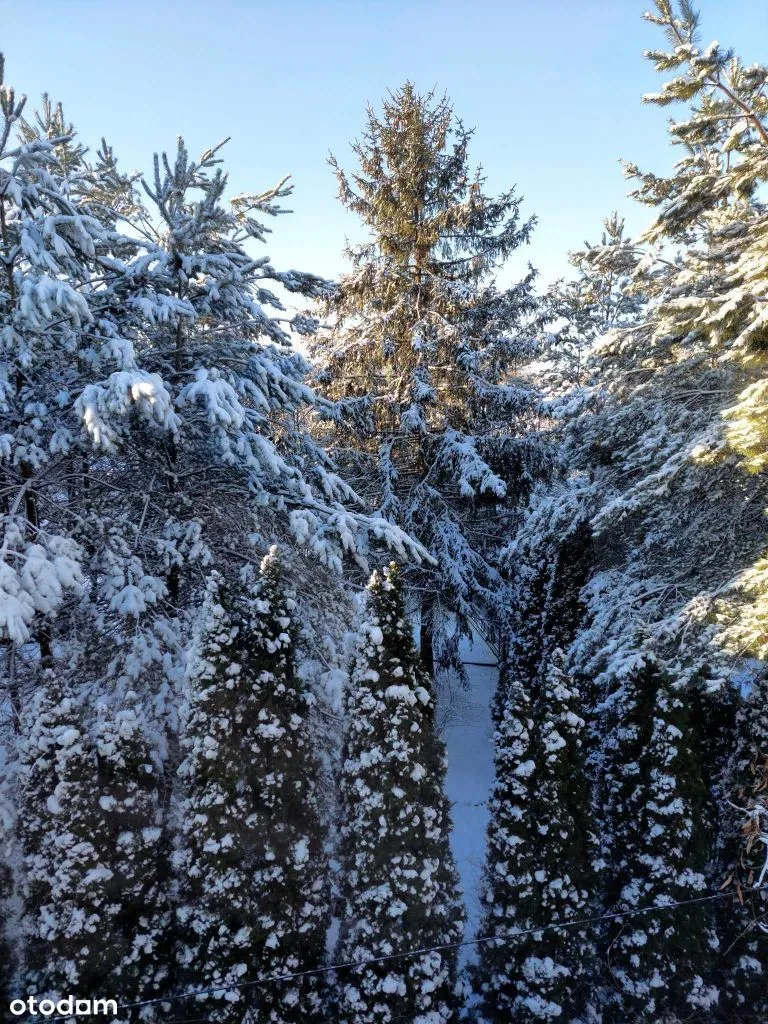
{"left": 7, "top": 0, "right": 767, "bottom": 288}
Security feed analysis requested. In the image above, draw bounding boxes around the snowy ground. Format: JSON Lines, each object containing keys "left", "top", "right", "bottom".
{"left": 439, "top": 634, "right": 498, "bottom": 951}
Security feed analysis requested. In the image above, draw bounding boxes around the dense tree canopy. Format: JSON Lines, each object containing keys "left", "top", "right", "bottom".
{"left": 1, "top": 4, "right": 768, "bottom": 1023}
{"left": 312, "top": 83, "right": 548, "bottom": 677}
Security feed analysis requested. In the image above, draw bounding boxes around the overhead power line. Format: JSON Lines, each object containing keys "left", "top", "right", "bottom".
{"left": 37, "top": 882, "right": 768, "bottom": 1024}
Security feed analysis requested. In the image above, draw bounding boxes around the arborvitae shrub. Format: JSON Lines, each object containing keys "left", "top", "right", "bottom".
{"left": 334, "top": 563, "right": 464, "bottom": 1024}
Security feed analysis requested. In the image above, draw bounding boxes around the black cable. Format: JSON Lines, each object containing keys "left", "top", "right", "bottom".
{"left": 37, "top": 882, "right": 768, "bottom": 1023}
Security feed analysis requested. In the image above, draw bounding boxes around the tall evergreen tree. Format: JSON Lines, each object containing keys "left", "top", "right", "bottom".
{"left": 476, "top": 465, "right": 598, "bottom": 1022}
{"left": 0, "top": 780, "right": 15, "bottom": 1012}
{"left": 503, "top": 9, "right": 768, "bottom": 1020}
{"left": 544, "top": 212, "right": 645, "bottom": 387}
{"left": 0, "top": 59, "right": 103, "bottom": 684}
{"left": 0, "top": 56, "right": 422, "bottom": 1024}
{"left": 313, "top": 84, "right": 547, "bottom": 675}
{"left": 599, "top": 657, "right": 719, "bottom": 1023}
{"left": 334, "top": 563, "right": 464, "bottom": 1024}
{"left": 66, "top": 133, "right": 422, "bottom": 708}
{"left": 525, "top": 651, "right": 594, "bottom": 1021}
{"left": 175, "top": 575, "right": 254, "bottom": 1024}
{"left": 590, "top": 0, "right": 768, "bottom": 687}
{"left": 13, "top": 667, "right": 170, "bottom": 1022}
{"left": 17, "top": 670, "right": 114, "bottom": 1005}
{"left": 239, "top": 549, "right": 330, "bottom": 1024}
{"left": 93, "top": 693, "right": 171, "bottom": 1020}
{"left": 717, "top": 672, "right": 768, "bottom": 1021}
{"left": 176, "top": 551, "right": 329, "bottom": 1024}
{"left": 0, "top": 73, "right": 421, "bottom": 742}
{"left": 474, "top": 669, "right": 538, "bottom": 1022}
{"left": 519, "top": 0, "right": 768, "bottom": 716}
{"left": 476, "top": 651, "right": 594, "bottom": 1024}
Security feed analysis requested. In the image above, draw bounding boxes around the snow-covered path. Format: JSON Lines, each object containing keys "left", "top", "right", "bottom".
{"left": 439, "top": 635, "right": 498, "bottom": 946}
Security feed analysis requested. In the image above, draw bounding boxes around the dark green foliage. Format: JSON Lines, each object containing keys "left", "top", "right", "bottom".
{"left": 599, "top": 659, "right": 719, "bottom": 1022}
{"left": 93, "top": 695, "right": 171, "bottom": 1021}
{"left": 334, "top": 563, "right": 464, "bottom": 1024}
{"left": 314, "top": 82, "right": 547, "bottom": 677}
{"left": 476, "top": 652, "right": 595, "bottom": 1024}
{"left": 0, "top": 789, "right": 15, "bottom": 1013}
{"left": 716, "top": 673, "right": 768, "bottom": 1021}
{"left": 17, "top": 671, "right": 114, "bottom": 1003}
{"left": 474, "top": 671, "right": 538, "bottom": 1021}
{"left": 544, "top": 213, "right": 645, "bottom": 386}
{"left": 176, "top": 551, "right": 329, "bottom": 1024}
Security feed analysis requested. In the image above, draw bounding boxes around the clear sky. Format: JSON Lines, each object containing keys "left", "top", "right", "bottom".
{"left": 5, "top": 0, "right": 766, "bottom": 289}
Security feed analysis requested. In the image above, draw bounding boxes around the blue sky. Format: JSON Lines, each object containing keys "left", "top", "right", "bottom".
{"left": 6, "top": 1, "right": 766, "bottom": 288}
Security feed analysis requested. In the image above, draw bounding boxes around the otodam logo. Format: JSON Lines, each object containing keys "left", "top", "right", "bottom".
{"left": 10, "top": 995, "right": 118, "bottom": 1017}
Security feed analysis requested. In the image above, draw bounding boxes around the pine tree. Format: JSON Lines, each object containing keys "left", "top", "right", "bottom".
{"left": 572, "top": 22, "right": 768, "bottom": 1017}
{"left": 500, "top": 9, "right": 768, "bottom": 1019}
{"left": 0, "top": 55, "right": 423, "bottom": 1024}
{"left": 476, "top": 468, "right": 597, "bottom": 1022}
{"left": 599, "top": 658, "right": 719, "bottom": 1023}
{"left": 0, "top": 71, "right": 422, "bottom": 746}
{"left": 334, "top": 563, "right": 464, "bottom": 1024}
{"left": 590, "top": 0, "right": 768, "bottom": 684}
{"left": 14, "top": 668, "right": 170, "bottom": 1021}
{"left": 313, "top": 84, "right": 547, "bottom": 675}
{"left": 69, "top": 132, "right": 422, "bottom": 708}
{"left": 526, "top": 0, "right": 768, "bottom": 710}
{"left": 176, "top": 551, "right": 329, "bottom": 1024}
{"left": 17, "top": 670, "right": 114, "bottom": 1004}
{"left": 0, "top": 58, "right": 103, "bottom": 679}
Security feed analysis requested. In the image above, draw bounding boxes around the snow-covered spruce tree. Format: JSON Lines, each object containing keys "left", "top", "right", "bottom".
{"left": 237, "top": 548, "right": 330, "bottom": 1023}
{"left": 175, "top": 575, "right": 253, "bottom": 1023}
{"left": 577, "top": 15, "right": 768, "bottom": 1009}
{"left": 473, "top": 669, "right": 537, "bottom": 1021}
{"left": 519, "top": 650, "right": 594, "bottom": 1022}
{"left": 92, "top": 694, "right": 171, "bottom": 1019}
{"left": 475, "top": 650, "right": 594, "bottom": 1024}
{"left": 715, "top": 671, "right": 768, "bottom": 1020}
{"left": 0, "top": 782, "right": 14, "bottom": 1011}
{"left": 176, "top": 551, "right": 329, "bottom": 1024}
{"left": 334, "top": 562, "right": 464, "bottom": 1024}
{"left": 570, "top": 0, "right": 768, "bottom": 688}
{"left": 16, "top": 670, "right": 114, "bottom": 1004}
{"left": 474, "top": 470, "right": 598, "bottom": 1022}
{"left": 0, "top": 58, "right": 419, "bottom": 1024}
{"left": 495, "top": 9, "right": 768, "bottom": 1018}
{"left": 543, "top": 212, "right": 645, "bottom": 387}
{"left": 598, "top": 656, "right": 718, "bottom": 1023}
{"left": 312, "top": 84, "right": 547, "bottom": 676}
{"left": 478, "top": 5, "right": 768, "bottom": 1019}
{"left": 511, "top": 34, "right": 768, "bottom": 1021}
